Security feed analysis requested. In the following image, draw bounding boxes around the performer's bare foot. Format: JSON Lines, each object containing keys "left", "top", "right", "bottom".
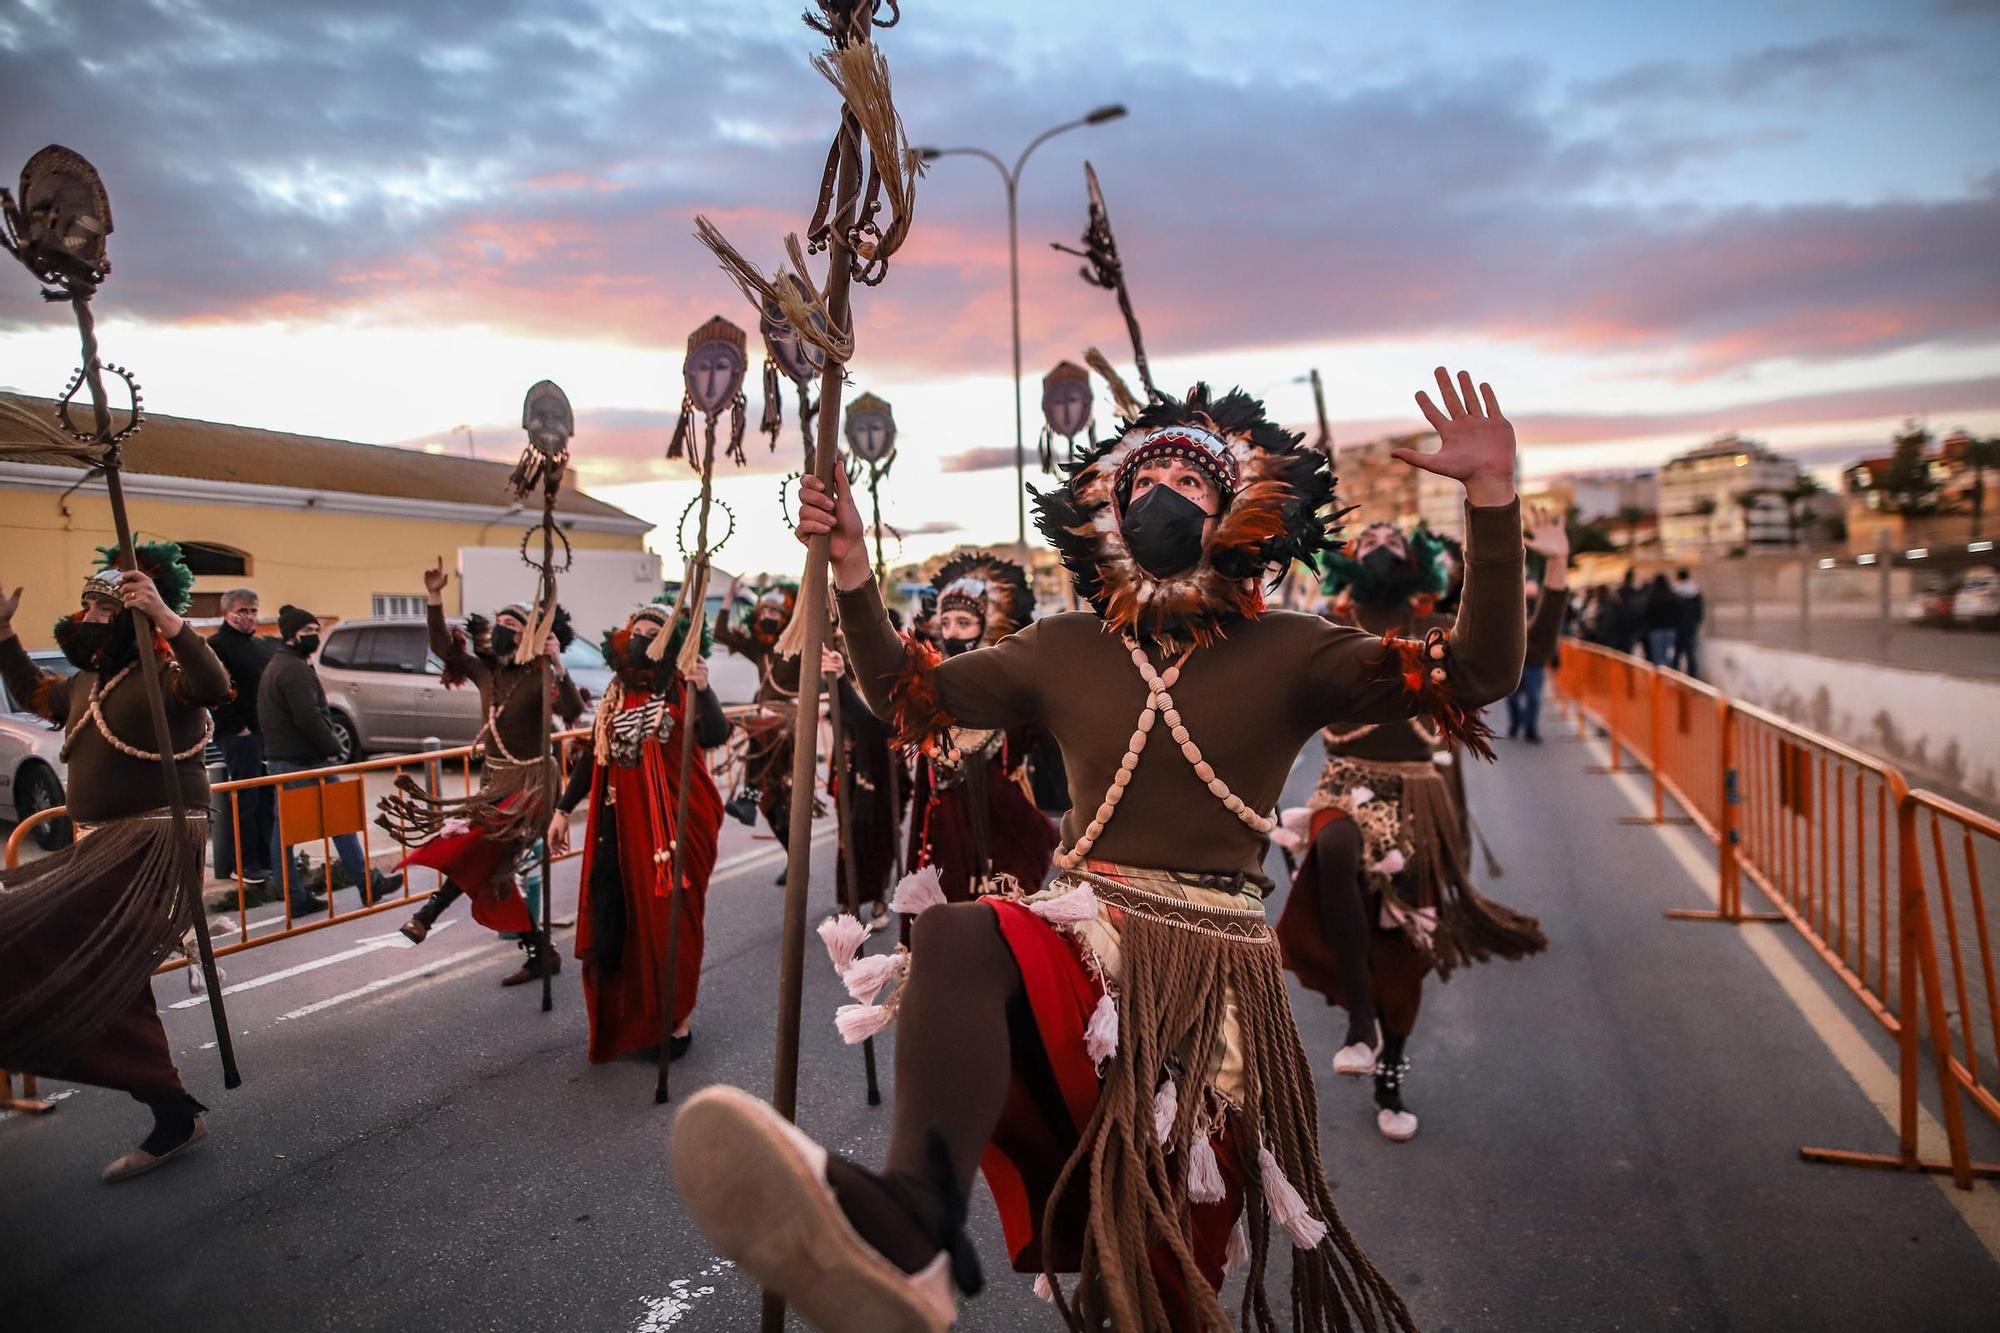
{"left": 103, "top": 1100, "right": 207, "bottom": 1184}
{"left": 673, "top": 1086, "right": 974, "bottom": 1333}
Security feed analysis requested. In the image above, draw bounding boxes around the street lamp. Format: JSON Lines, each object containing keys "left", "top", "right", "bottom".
{"left": 453, "top": 423, "right": 477, "bottom": 459}
{"left": 918, "top": 103, "right": 1128, "bottom": 552}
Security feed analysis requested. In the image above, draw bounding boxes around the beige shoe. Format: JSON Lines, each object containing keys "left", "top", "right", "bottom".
{"left": 1376, "top": 1107, "right": 1418, "bottom": 1142}
{"left": 102, "top": 1115, "right": 208, "bottom": 1184}
{"left": 672, "top": 1086, "right": 956, "bottom": 1333}
{"left": 1332, "top": 1041, "right": 1378, "bottom": 1077}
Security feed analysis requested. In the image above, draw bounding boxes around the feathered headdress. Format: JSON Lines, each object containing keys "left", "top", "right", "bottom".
{"left": 929, "top": 552, "right": 1033, "bottom": 647}
{"left": 1319, "top": 523, "right": 1450, "bottom": 609}
{"left": 602, "top": 600, "right": 710, "bottom": 693}
{"left": 82, "top": 540, "right": 194, "bottom": 615}
{"left": 1031, "top": 383, "right": 1344, "bottom": 649}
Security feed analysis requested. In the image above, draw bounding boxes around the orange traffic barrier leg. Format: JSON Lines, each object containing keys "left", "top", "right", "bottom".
{"left": 2, "top": 1070, "right": 55, "bottom": 1115}
{"left": 1668, "top": 713, "right": 1780, "bottom": 924}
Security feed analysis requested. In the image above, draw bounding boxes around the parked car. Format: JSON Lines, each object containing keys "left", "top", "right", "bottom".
{"left": 1952, "top": 567, "right": 2000, "bottom": 630}
{"left": 0, "top": 650, "right": 76, "bottom": 850}
{"left": 1906, "top": 585, "right": 1956, "bottom": 627}
{"left": 317, "top": 617, "right": 608, "bottom": 762}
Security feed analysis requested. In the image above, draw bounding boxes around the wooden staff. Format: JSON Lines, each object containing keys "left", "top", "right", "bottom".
{"left": 824, "top": 663, "right": 882, "bottom": 1105}
{"left": 865, "top": 465, "right": 904, "bottom": 881}
{"left": 657, "top": 417, "right": 720, "bottom": 1103}
{"left": 78, "top": 296, "right": 241, "bottom": 1086}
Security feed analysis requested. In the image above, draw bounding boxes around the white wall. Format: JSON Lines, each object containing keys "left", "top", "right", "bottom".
{"left": 457, "top": 545, "right": 662, "bottom": 644}
{"left": 1705, "top": 637, "right": 2000, "bottom": 809}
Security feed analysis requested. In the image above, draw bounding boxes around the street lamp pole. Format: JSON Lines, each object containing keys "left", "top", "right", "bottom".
{"left": 920, "top": 104, "right": 1127, "bottom": 554}
{"left": 453, "top": 423, "right": 477, "bottom": 459}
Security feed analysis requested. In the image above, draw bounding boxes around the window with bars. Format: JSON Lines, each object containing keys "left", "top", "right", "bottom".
{"left": 372, "top": 594, "right": 427, "bottom": 619}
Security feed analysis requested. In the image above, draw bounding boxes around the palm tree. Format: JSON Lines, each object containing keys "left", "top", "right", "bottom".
{"left": 1616, "top": 503, "right": 1647, "bottom": 555}
{"left": 1732, "top": 489, "right": 1766, "bottom": 553}
{"left": 1782, "top": 474, "right": 1827, "bottom": 547}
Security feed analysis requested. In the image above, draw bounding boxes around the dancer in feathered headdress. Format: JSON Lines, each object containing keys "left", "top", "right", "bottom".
{"left": 697, "top": 366, "right": 1528, "bottom": 1332}
{"left": 902, "top": 553, "right": 1058, "bottom": 903}
{"left": 1276, "top": 508, "right": 1566, "bottom": 1143}
{"left": 0, "top": 542, "right": 229, "bottom": 1181}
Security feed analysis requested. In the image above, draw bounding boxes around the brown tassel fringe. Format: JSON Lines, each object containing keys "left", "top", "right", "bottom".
{"left": 1042, "top": 881, "right": 1415, "bottom": 1333}
{"left": 0, "top": 814, "right": 203, "bottom": 1069}
{"left": 1401, "top": 770, "right": 1547, "bottom": 980}
{"left": 1378, "top": 628, "right": 1496, "bottom": 761}
{"left": 376, "top": 759, "right": 553, "bottom": 852}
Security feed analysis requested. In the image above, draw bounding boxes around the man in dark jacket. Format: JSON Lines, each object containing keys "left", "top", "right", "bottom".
{"left": 206, "top": 587, "right": 275, "bottom": 886}
{"left": 258, "top": 605, "right": 400, "bottom": 913}
{"left": 1672, "top": 568, "right": 1705, "bottom": 678}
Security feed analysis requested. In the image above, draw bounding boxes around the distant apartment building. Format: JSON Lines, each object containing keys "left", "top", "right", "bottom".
{"left": 1335, "top": 432, "right": 1426, "bottom": 533}
{"left": 1657, "top": 434, "right": 1801, "bottom": 556}
{"left": 1844, "top": 428, "right": 1999, "bottom": 554}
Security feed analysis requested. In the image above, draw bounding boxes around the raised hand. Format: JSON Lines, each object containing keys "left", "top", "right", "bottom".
{"left": 120, "top": 570, "right": 182, "bottom": 636}
{"left": 1525, "top": 505, "right": 1569, "bottom": 563}
{"left": 0, "top": 582, "right": 21, "bottom": 638}
{"left": 423, "top": 557, "right": 449, "bottom": 598}
{"left": 1394, "top": 367, "right": 1518, "bottom": 509}
{"left": 796, "top": 467, "right": 869, "bottom": 589}
{"left": 544, "top": 633, "right": 562, "bottom": 663}
{"left": 689, "top": 658, "right": 710, "bottom": 692}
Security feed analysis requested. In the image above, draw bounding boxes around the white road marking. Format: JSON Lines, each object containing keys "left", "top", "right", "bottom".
{"left": 1572, "top": 723, "right": 2000, "bottom": 1262}
{"left": 275, "top": 947, "right": 493, "bottom": 1022}
{"left": 0, "top": 1088, "right": 78, "bottom": 1120}
{"left": 170, "top": 921, "right": 457, "bottom": 1009}
{"left": 633, "top": 1260, "right": 735, "bottom": 1331}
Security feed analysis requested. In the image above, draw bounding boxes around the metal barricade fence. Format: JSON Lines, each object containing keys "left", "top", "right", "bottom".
{"left": 1551, "top": 636, "right": 1996, "bottom": 1189}
{"left": 3, "top": 704, "right": 777, "bottom": 972}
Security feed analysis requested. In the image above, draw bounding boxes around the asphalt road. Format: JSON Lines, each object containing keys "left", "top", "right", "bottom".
{"left": 5, "top": 710, "right": 1998, "bottom": 1331}
{"left": 1705, "top": 611, "right": 2000, "bottom": 679}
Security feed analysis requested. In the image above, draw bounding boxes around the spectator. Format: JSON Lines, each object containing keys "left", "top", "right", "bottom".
{"left": 1641, "top": 573, "right": 1679, "bottom": 665}
{"left": 1606, "top": 570, "right": 1640, "bottom": 653}
{"left": 205, "top": 587, "right": 275, "bottom": 888}
{"left": 1672, "top": 568, "right": 1705, "bottom": 678}
{"left": 1507, "top": 507, "right": 1569, "bottom": 743}
{"left": 258, "top": 605, "right": 401, "bottom": 913}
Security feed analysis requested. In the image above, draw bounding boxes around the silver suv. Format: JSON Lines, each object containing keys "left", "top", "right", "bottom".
{"left": 314, "top": 618, "right": 612, "bottom": 762}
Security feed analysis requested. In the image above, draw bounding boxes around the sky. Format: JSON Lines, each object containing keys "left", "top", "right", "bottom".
{"left": 2, "top": 0, "right": 1997, "bottom": 577}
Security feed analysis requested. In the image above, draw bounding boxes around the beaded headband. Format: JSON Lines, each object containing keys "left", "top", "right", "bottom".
{"left": 936, "top": 576, "right": 989, "bottom": 620}
{"left": 1112, "top": 425, "right": 1238, "bottom": 502}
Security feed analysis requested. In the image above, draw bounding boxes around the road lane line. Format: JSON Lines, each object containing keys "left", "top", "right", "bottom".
{"left": 171, "top": 921, "right": 460, "bottom": 1010}
{"left": 275, "top": 947, "right": 493, "bottom": 1022}
{"left": 1574, "top": 726, "right": 2000, "bottom": 1262}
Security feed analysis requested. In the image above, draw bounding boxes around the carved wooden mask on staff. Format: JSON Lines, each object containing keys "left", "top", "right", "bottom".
{"left": 1039, "top": 360, "right": 1094, "bottom": 473}
{"left": 670, "top": 314, "right": 750, "bottom": 468}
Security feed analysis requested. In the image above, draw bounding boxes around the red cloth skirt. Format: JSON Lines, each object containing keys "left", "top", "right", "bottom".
{"left": 978, "top": 899, "right": 1244, "bottom": 1309}
{"left": 575, "top": 749, "right": 724, "bottom": 1063}
{"left": 911, "top": 763, "right": 1060, "bottom": 904}
{"left": 399, "top": 793, "right": 535, "bottom": 935}
{"left": 1274, "top": 807, "right": 1431, "bottom": 1037}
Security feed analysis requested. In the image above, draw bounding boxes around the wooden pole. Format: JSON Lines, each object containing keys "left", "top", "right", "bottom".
{"left": 538, "top": 480, "right": 559, "bottom": 1015}
{"left": 658, "top": 421, "right": 720, "bottom": 1103}
{"left": 761, "top": 104, "right": 863, "bottom": 1333}
{"left": 72, "top": 297, "right": 240, "bottom": 1088}
{"left": 868, "top": 468, "right": 904, "bottom": 882}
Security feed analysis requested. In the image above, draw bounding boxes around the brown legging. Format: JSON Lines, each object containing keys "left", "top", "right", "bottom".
{"left": 826, "top": 902, "right": 1025, "bottom": 1274}
{"left": 1310, "top": 816, "right": 1380, "bottom": 1047}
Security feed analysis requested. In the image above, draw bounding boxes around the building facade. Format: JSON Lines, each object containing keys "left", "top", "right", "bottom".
{"left": 1657, "top": 434, "right": 1801, "bottom": 558}
{"left": 0, "top": 393, "right": 651, "bottom": 649}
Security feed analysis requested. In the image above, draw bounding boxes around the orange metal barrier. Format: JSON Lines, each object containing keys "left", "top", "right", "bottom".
{"left": 1552, "top": 636, "right": 1998, "bottom": 1189}
{"left": 3, "top": 704, "right": 775, "bottom": 972}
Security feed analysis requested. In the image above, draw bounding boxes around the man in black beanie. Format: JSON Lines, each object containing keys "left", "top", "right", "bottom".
{"left": 257, "top": 605, "right": 401, "bottom": 914}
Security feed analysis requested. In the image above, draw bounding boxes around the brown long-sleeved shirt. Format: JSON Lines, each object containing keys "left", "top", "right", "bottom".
{"left": 838, "top": 501, "right": 1526, "bottom": 880}
{"left": 427, "top": 605, "right": 583, "bottom": 760}
{"left": 1336, "top": 581, "right": 1563, "bottom": 764}
{"left": 0, "top": 625, "right": 231, "bottom": 823}
{"left": 714, "top": 606, "right": 801, "bottom": 707}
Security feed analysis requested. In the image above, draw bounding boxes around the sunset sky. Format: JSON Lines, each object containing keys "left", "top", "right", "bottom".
{"left": 3, "top": 0, "right": 1997, "bottom": 577}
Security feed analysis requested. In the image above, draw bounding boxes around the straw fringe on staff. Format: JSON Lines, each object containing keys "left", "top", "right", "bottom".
{"left": 1086, "top": 347, "right": 1142, "bottom": 419}
{"left": 811, "top": 40, "right": 925, "bottom": 262}
{"left": 774, "top": 578, "right": 837, "bottom": 661}
{"left": 692, "top": 222, "right": 856, "bottom": 368}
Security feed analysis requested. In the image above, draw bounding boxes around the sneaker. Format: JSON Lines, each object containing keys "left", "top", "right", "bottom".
{"left": 866, "top": 902, "right": 892, "bottom": 934}
{"left": 288, "top": 894, "right": 328, "bottom": 916}
{"left": 673, "top": 1086, "right": 958, "bottom": 1333}
{"left": 1376, "top": 1107, "right": 1419, "bottom": 1142}
{"left": 103, "top": 1114, "right": 208, "bottom": 1184}
{"left": 1332, "top": 1041, "right": 1378, "bottom": 1077}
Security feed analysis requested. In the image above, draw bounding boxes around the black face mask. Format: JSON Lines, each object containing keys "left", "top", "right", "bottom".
{"left": 941, "top": 634, "right": 980, "bottom": 657}
{"left": 1121, "top": 484, "right": 1212, "bottom": 579}
{"left": 1360, "top": 547, "right": 1405, "bottom": 584}
{"left": 292, "top": 634, "right": 321, "bottom": 658}
{"left": 490, "top": 626, "right": 520, "bottom": 659}
{"left": 54, "top": 618, "right": 112, "bottom": 671}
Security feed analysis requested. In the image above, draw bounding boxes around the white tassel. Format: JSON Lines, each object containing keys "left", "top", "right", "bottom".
{"left": 1188, "top": 1134, "right": 1226, "bottom": 1203}
{"left": 1373, "top": 848, "right": 1406, "bottom": 877}
{"left": 1152, "top": 1077, "right": 1179, "bottom": 1147}
{"left": 890, "top": 865, "right": 947, "bottom": 916}
{"left": 841, "top": 950, "right": 906, "bottom": 1005}
{"left": 817, "top": 913, "right": 866, "bottom": 971}
{"left": 1031, "top": 1273, "right": 1055, "bottom": 1303}
{"left": 834, "top": 1003, "right": 893, "bottom": 1044}
{"left": 1257, "top": 1146, "right": 1328, "bottom": 1250}
{"left": 1223, "top": 1218, "right": 1249, "bottom": 1278}
{"left": 1280, "top": 806, "right": 1314, "bottom": 840}
{"left": 1349, "top": 785, "right": 1376, "bottom": 807}
{"left": 1084, "top": 990, "right": 1119, "bottom": 1066}
{"left": 1028, "top": 882, "right": 1099, "bottom": 925}
{"left": 1432, "top": 748, "right": 1454, "bottom": 768}
{"left": 1269, "top": 825, "right": 1303, "bottom": 853}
